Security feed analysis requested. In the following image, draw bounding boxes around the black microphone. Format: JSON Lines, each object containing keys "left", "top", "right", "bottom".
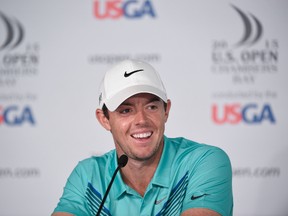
{"left": 96, "top": 154, "right": 128, "bottom": 216}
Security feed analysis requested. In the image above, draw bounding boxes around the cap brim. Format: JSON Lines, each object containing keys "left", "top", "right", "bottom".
{"left": 104, "top": 85, "right": 167, "bottom": 111}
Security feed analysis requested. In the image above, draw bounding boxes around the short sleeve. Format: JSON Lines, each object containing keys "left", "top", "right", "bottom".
{"left": 53, "top": 163, "right": 90, "bottom": 216}
{"left": 181, "top": 147, "right": 233, "bottom": 216}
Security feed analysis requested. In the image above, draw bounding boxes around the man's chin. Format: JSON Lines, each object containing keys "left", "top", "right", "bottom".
{"left": 131, "top": 151, "right": 157, "bottom": 162}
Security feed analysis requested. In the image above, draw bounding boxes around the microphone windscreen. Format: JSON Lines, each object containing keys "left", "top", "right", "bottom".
{"left": 118, "top": 155, "right": 128, "bottom": 168}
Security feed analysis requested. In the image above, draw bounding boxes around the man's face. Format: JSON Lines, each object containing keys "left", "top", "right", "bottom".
{"left": 104, "top": 93, "right": 171, "bottom": 162}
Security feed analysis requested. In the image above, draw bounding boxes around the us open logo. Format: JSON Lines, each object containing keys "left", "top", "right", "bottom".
{"left": 210, "top": 4, "right": 279, "bottom": 119}
{"left": 211, "top": 4, "right": 278, "bottom": 74}
{"left": 0, "top": 11, "right": 39, "bottom": 89}
{"left": 0, "top": 11, "right": 24, "bottom": 51}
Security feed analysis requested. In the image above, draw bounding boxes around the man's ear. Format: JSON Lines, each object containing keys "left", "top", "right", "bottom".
{"left": 96, "top": 108, "right": 111, "bottom": 131}
{"left": 164, "top": 99, "right": 171, "bottom": 123}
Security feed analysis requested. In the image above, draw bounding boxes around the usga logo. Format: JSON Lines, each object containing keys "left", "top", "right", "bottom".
{"left": 212, "top": 103, "right": 276, "bottom": 124}
{"left": 0, "top": 105, "right": 35, "bottom": 126}
{"left": 93, "top": 0, "right": 156, "bottom": 19}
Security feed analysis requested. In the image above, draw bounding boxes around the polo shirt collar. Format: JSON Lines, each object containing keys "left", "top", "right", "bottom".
{"left": 111, "top": 136, "right": 172, "bottom": 199}
{"left": 150, "top": 136, "right": 172, "bottom": 188}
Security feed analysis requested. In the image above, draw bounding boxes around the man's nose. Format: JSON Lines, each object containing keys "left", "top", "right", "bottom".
{"left": 134, "top": 109, "right": 147, "bottom": 125}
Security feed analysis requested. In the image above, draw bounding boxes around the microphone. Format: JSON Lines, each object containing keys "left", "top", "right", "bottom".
{"left": 96, "top": 154, "right": 128, "bottom": 216}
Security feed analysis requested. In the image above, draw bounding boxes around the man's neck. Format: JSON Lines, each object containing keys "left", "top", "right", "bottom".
{"left": 120, "top": 152, "right": 162, "bottom": 197}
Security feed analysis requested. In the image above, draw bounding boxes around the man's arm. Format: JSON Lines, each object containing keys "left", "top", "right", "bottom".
{"left": 181, "top": 208, "right": 221, "bottom": 216}
{"left": 181, "top": 146, "right": 233, "bottom": 216}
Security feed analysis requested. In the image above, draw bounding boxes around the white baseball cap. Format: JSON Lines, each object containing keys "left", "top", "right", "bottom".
{"left": 98, "top": 59, "right": 167, "bottom": 111}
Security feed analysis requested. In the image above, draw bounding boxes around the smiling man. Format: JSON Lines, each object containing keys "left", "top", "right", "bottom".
{"left": 52, "top": 59, "right": 233, "bottom": 216}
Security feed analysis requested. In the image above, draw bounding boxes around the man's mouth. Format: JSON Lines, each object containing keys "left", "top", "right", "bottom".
{"left": 132, "top": 132, "right": 152, "bottom": 139}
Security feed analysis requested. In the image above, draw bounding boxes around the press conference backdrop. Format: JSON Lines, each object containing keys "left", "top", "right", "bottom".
{"left": 0, "top": 0, "right": 287, "bottom": 215}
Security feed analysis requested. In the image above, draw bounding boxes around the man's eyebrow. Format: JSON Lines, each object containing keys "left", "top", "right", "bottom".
{"left": 120, "top": 101, "right": 132, "bottom": 106}
{"left": 148, "top": 96, "right": 161, "bottom": 103}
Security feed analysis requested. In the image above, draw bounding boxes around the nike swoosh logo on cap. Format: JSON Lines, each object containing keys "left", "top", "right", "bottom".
{"left": 124, "top": 69, "right": 144, "bottom": 77}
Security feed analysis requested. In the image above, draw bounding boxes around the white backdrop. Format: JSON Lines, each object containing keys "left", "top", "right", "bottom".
{"left": 0, "top": 0, "right": 287, "bottom": 215}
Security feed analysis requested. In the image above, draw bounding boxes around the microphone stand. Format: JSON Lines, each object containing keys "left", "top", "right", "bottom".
{"left": 96, "top": 155, "right": 128, "bottom": 216}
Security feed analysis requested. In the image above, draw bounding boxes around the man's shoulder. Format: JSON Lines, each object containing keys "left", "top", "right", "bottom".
{"left": 165, "top": 136, "right": 198, "bottom": 147}
{"left": 77, "top": 149, "right": 116, "bottom": 170}
{"left": 165, "top": 136, "right": 213, "bottom": 151}
{"left": 165, "top": 136, "right": 229, "bottom": 162}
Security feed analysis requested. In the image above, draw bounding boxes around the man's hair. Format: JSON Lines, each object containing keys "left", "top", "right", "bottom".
{"left": 102, "top": 99, "right": 168, "bottom": 120}
{"left": 102, "top": 104, "right": 110, "bottom": 119}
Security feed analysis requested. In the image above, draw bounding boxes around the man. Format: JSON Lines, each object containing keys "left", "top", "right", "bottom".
{"left": 52, "top": 59, "right": 233, "bottom": 216}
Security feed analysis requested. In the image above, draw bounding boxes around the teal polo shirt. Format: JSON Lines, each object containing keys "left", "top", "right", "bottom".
{"left": 53, "top": 136, "right": 233, "bottom": 216}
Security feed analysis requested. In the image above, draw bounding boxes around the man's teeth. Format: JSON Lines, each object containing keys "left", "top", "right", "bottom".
{"left": 132, "top": 132, "right": 152, "bottom": 138}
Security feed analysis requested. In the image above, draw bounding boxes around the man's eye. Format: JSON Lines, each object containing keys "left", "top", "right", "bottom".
{"left": 148, "top": 105, "right": 158, "bottom": 110}
{"left": 119, "top": 108, "right": 131, "bottom": 114}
